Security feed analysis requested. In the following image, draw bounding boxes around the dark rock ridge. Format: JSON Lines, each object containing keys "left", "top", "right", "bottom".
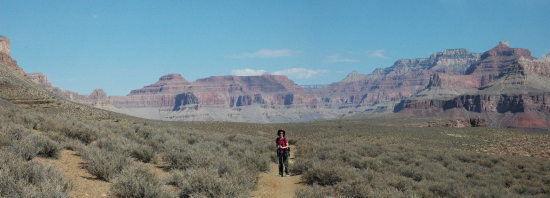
{"left": 172, "top": 92, "right": 199, "bottom": 111}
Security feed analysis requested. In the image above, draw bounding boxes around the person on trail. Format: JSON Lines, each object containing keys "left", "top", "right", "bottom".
{"left": 276, "top": 129, "right": 290, "bottom": 177}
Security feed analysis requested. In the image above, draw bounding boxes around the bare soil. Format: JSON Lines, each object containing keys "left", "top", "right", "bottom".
{"left": 251, "top": 146, "right": 304, "bottom": 198}
{"left": 34, "top": 150, "right": 111, "bottom": 197}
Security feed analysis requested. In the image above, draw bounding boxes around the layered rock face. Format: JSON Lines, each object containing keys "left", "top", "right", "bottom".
{"left": 396, "top": 44, "right": 550, "bottom": 128}
{"left": 466, "top": 41, "right": 535, "bottom": 86}
{"left": 317, "top": 48, "right": 481, "bottom": 107}
{"left": 91, "top": 74, "right": 345, "bottom": 122}
{"left": 0, "top": 35, "right": 11, "bottom": 56}
{"left": 102, "top": 48, "right": 482, "bottom": 122}
{"left": 0, "top": 35, "right": 24, "bottom": 75}
{"left": 113, "top": 74, "right": 307, "bottom": 109}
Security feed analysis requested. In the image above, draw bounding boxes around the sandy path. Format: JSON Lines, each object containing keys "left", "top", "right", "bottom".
{"left": 34, "top": 150, "right": 111, "bottom": 197}
{"left": 251, "top": 146, "right": 304, "bottom": 198}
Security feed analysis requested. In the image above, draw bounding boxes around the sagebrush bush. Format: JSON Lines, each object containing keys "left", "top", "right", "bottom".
{"left": 59, "top": 122, "right": 99, "bottom": 144}
{"left": 169, "top": 167, "right": 251, "bottom": 198}
{"left": 131, "top": 144, "right": 156, "bottom": 163}
{"left": 0, "top": 124, "right": 32, "bottom": 147}
{"left": 111, "top": 165, "right": 171, "bottom": 198}
{"left": 163, "top": 141, "right": 218, "bottom": 170}
{"left": 10, "top": 134, "right": 61, "bottom": 160}
{"left": 302, "top": 161, "right": 357, "bottom": 186}
{"left": 80, "top": 146, "right": 133, "bottom": 181}
{"left": 0, "top": 151, "right": 71, "bottom": 198}
{"left": 31, "top": 134, "right": 61, "bottom": 158}
{"left": 93, "top": 135, "right": 137, "bottom": 154}
{"left": 295, "top": 185, "right": 334, "bottom": 198}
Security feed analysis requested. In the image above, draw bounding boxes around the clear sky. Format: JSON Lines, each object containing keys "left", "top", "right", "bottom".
{"left": 1, "top": 0, "right": 549, "bottom": 96}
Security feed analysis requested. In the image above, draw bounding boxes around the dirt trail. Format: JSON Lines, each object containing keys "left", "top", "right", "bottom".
{"left": 251, "top": 145, "right": 304, "bottom": 198}
{"left": 34, "top": 150, "right": 111, "bottom": 197}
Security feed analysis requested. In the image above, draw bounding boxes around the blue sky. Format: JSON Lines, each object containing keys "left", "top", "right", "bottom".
{"left": 1, "top": 0, "right": 549, "bottom": 95}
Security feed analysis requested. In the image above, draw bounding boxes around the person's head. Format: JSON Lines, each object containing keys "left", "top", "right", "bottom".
{"left": 277, "top": 129, "right": 286, "bottom": 137}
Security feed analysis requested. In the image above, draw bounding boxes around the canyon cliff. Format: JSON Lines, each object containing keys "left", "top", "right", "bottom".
{"left": 395, "top": 43, "right": 550, "bottom": 128}
{"left": 12, "top": 36, "right": 549, "bottom": 127}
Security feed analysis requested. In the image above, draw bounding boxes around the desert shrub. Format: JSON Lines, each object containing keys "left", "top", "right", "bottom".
{"left": 59, "top": 122, "right": 99, "bottom": 144}
{"left": 61, "top": 138, "right": 85, "bottom": 151}
{"left": 163, "top": 141, "right": 219, "bottom": 170}
{"left": 0, "top": 151, "right": 71, "bottom": 197}
{"left": 0, "top": 124, "right": 32, "bottom": 147}
{"left": 237, "top": 149, "right": 270, "bottom": 172}
{"left": 32, "top": 134, "right": 61, "bottom": 158}
{"left": 11, "top": 134, "right": 61, "bottom": 160}
{"left": 336, "top": 180, "right": 372, "bottom": 198}
{"left": 291, "top": 158, "right": 312, "bottom": 175}
{"left": 93, "top": 135, "right": 134, "bottom": 154}
{"left": 169, "top": 167, "right": 252, "bottom": 198}
{"left": 111, "top": 165, "right": 171, "bottom": 198}
{"left": 80, "top": 146, "right": 133, "bottom": 181}
{"left": 302, "top": 162, "right": 357, "bottom": 186}
{"left": 295, "top": 185, "right": 335, "bottom": 198}
{"left": 131, "top": 144, "right": 156, "bottom": 163}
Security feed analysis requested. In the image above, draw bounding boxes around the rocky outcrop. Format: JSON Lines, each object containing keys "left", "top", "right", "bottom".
{"left": 0, "top": 35, "right": 24, "bottom": 76}
{"left": 173, "top": 92, "right": 199, "bottom": 111}
{"left": 26, "top": 73, "right": 85, "bottom": 100}
{"left": 466, "top": 41, "right": 535, "bottom": 86}
{"left": 129, "top": 73, "right": 189, "bottom": 95}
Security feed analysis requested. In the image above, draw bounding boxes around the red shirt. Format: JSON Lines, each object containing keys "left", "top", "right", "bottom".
{"left": 276, "top": 137, "right": 288, "bottom": 153}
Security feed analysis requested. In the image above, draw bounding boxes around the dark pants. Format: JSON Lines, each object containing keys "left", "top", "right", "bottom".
{"left": 277, "top": 151, "right": 289, "bottom": 176}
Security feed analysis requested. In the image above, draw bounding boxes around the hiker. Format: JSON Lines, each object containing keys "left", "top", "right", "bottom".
{"left": 276, "top": 129, "right": 290, "bottom": 177}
